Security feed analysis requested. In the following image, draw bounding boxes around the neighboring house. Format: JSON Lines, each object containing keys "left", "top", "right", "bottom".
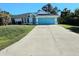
{"left": 12, "top": 10, "right": 59, "bottom": 25}
{"left": 0, "top": 13, "right": 11, "bottom": 25}
{"left": 11, "top": 13, "right": 29, "bottom": 24}
{"left": 11, "top": 13, "right": 35, "bottom": 25}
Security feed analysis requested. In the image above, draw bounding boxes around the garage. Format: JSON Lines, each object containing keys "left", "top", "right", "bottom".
{"left": 38, "top": 18, "right": 55, "bottom": 25}
{"left": 36, "top": 15, "right": 59, "bottom": 25}
{"left": 35, "top": 10, "right": 59, "bottom": 25}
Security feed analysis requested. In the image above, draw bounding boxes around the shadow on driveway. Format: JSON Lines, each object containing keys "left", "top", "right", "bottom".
{"left": 67, "top": 27, "right": 79, "bottom": 34}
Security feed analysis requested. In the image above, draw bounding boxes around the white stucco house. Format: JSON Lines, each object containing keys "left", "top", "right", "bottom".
{"left": 12, "top": 10, "right": 59, "bottom": 25}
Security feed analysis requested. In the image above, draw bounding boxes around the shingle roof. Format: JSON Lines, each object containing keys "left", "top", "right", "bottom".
{"left": 11, "top": 13, "right": 31, "bottom": 18}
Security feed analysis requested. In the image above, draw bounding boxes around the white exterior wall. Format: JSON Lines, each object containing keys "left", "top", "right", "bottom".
{"left": 29, "top": 14, "right": 33, "bottom": 24}
{"left": 14, "top": 17, "right": 28, "bottom": 24}
{"left": 22, "top": 18, "right": 26, "bottom": 23}
{"left": 25, "top": 18, "right": 27, "bottom": 23}
{"left": 36, "top": 17, "right": 38, "bottom": 24}
{"left": 23, "top": 17, "right": 28, "bottom": 24}
{"left": 14, "top": 18, "right": 22, "bottom": 22}
{"left": 29, "top": 18, "right": 33, "bottom": 24}
{"left": 54, "top": 18, "right": 58, "bottom": 24}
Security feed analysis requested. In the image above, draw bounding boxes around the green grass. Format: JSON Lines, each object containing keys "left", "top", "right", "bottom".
{"left": 60, "top": 24, "right": 79, "bottom": 34}
{"left": 59, "top": 24, "right": 73, "bottom": 29}
{"left": 0, "top": 25, "right": 35, "bottom": 50}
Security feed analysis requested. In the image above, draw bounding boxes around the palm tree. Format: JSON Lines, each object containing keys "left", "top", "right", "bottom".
{"left": 74, "top": 8, "right": 79, "bottom": 16}
{"left": 42, "top": 3, "right": 60, "bottom": 15}
{"left": 61, "top": 8, "right": 71, "bottom": 18}
{"left": 50, "top": 7, "right": 60, "bottom": 15}
{"left": 60, "top": 8, "right": 71, "bottom": 23}
{"left": 42, "top": 3, "right": 53, "bottom": 12}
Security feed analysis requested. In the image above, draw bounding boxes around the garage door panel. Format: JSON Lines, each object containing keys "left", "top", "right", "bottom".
{"left": 38, "top": 18, "right": 55, "bottom": 25}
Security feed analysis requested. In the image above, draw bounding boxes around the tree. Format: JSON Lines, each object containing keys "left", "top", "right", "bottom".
{"left": 42, "top": 3, "right": 60, "bottom": 15}
{"left": 60, "top": 8, "right": 71, "bottom": 23}
{"left": 42, "top": 3, "right": 52, "bottom": 12}
{"left": 74, "top": 8, "right": 79, "bottom": 16}
{"left": 61, "top": 8, "right": 70, "bottom": 17}
{"left": 1, "top": 11, "right": 10, "bottom": 14}
{"left": 0, "top": 8, "right": 11, "bottom": 25}
{"left": 60, "top": 8, "right": 79, "bottom": 25}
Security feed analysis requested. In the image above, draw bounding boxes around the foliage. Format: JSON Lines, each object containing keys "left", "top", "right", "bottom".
{"left": 59, "top": 8, "right": 79, "bottom": 25}
{"left": 42, "top": 3, "right": 60, "bottom": 15}
{"left": 0, "top": 8, "right": 10, "bottom": 14}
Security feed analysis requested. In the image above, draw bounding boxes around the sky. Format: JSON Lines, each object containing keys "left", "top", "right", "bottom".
{"left": 0, "top": 3, "right": 79, "bottom": 15}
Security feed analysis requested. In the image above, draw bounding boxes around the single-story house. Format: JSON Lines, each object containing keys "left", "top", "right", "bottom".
{"left": 12, "top": 10, "right": 59, "bottom": 25}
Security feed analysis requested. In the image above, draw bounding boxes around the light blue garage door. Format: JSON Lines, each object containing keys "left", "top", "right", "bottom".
{"left": 38, "top": 18, "right": 56, "bottom": 25}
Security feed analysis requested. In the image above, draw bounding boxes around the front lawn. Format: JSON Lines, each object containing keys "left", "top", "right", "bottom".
{"left": 60, "top": 24, "right": 79, "bottom": 34}
{"left": 0, "top": 25, "right": 35, "bottom": 50}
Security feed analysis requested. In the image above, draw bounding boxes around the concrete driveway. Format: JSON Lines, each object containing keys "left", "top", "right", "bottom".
{"left": 0, "top": 25, "right": 79, "bottom": 56}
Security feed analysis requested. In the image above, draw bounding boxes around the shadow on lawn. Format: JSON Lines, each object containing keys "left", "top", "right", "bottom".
{"left": 68, "top": 27, "right": 79, "bottom": 33}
